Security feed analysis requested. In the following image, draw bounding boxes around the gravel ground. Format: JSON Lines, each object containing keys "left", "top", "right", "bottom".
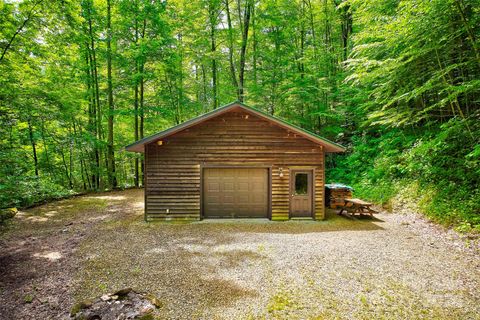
{"left": 1, "top": 188, "right": 479, "bottom": 319}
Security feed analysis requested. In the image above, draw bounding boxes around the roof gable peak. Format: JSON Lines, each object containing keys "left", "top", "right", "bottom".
{"left": 126, "top": 101, "right": 345, "bottom": 153}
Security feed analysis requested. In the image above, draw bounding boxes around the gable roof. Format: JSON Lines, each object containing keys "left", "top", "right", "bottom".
{"left": 125, "top": 101, "right": 345, "bottom": 153}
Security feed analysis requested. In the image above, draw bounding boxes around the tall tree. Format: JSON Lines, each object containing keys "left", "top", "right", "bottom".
{"left": 0, "top": 0, "right": 478, "bottom": 228}
{"left": 106, "top": 0, "right": 117, "bottom": 188}
{"left": 207, "top": 0, "right": 220, "bottom": 109}
{"left": 237, "top": 0, "right": 253, "bottom": 101}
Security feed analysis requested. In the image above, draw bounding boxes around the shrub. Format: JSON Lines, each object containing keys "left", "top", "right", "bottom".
{"left": 0, "top": 175, "right": 73, "bottom": 209}
{"left": 329, "top": 119, "right": 480, "bottom": 230}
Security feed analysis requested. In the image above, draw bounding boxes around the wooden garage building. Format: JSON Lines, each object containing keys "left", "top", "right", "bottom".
{"left": 126, "top": 102, "right": 345, "bottom": 221}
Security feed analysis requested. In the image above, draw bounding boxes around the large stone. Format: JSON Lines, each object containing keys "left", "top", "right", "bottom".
{"left": 139, "top": 304, "right": 154, "bottom": 315}
{"left": 71, "top": 290, "right": 160, "bottom": 320}
{"left": 100, "top": 294, "right": 111, "bottom": 301}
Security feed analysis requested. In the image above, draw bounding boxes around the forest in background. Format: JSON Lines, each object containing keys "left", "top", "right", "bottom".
{"left": 0, "top": 0, "right": 478, "bottom": 230}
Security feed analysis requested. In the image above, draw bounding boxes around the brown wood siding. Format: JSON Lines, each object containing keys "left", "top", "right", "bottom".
{"left": 144, "top": 109, "right": 324, "bottom": 221}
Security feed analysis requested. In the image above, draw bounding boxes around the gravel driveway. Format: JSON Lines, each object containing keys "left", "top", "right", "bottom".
{"left": 1, "top": 189, "right": 479, "bottom": 319}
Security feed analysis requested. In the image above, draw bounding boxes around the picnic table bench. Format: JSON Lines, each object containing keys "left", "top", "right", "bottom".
{"left": 338, "top": 198, "right": 378, "bottom": 217}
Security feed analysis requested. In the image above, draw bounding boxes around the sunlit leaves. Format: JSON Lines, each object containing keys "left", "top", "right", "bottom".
{"left": 347, "top": 0, "right": 479, "bottom": 127}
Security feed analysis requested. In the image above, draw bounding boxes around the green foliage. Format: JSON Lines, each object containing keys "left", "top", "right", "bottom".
{"left": 325, "top": 0, "right": 480, "bottom": 230}
{"left": 267, "top": 289, "right": 299, "bottom": 313}
{"left": 330, "top": 119, "right": 480, "bottom": 229}
{"left": 23, "top": 294, "right": 34, "bottom": 304}
{"left": 347, "top": 0, "right": 480, "bottom": 127}
{"left": 0, "top": 175, "right": 72, "bottom": 209}
{"left": 0, "top": 207, "right": 17, "bottom": 225}
{"left": 0, "top": 0, "right": 478, "bottom": 230}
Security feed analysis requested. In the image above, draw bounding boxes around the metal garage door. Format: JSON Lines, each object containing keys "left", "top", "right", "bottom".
{"left": 203, "top": 168, "right": 269, "bottom": 218}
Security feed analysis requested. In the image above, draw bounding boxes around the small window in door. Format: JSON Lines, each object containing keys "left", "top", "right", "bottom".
{"left": 294, "top": 173, "right": 308, "bottom": 195}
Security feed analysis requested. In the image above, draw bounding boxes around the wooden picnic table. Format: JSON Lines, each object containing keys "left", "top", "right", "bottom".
{"left": 338, "top": 198, "right": 378, "bottom": 217}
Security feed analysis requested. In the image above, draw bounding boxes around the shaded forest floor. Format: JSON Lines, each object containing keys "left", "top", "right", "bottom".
{"left": 0, "top": 189, "right": 479, "bottom": 319}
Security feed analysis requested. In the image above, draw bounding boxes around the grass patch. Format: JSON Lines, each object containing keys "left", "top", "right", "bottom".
{"left": 23, "top": 294, "right": 34, "bottom": 304}
{"left": 267, "top": 289, "right": 301, "bottom": 315}
{"left": 351, "top": 280, "right": 472, "bottom": 320}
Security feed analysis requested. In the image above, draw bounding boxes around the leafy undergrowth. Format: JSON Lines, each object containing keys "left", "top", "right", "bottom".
{"left": 0, "top": 175, "right": 74, "bottom": 210}
{"left": 330, "top": 119, "right": 480, "bottom": 233}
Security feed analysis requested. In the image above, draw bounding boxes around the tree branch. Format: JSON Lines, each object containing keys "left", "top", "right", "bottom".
{"left": 0, "top": 0, "right": 43, "bottom": 63}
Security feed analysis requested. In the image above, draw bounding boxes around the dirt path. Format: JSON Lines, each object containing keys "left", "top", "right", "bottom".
{"left": 0, "top": 189, "right": 144, "bottom": 319}
{"left": 0, "top": 189, "right": 479, "bottom": 319}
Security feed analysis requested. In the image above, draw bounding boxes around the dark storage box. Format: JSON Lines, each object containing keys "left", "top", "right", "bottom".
{"left": 325, "top": 184, "right": 353, "bottom": 209}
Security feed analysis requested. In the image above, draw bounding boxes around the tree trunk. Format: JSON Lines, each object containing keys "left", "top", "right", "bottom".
{"left": 201, "top": 63, "right": 208, "bottom": 112}
{"left": 27, "top": 119, "right": 39, "bottom": 177}
{"left": 59, "top": 146, "right": 72, "bottom": 188}
{"left": 133, "top": 15, "right": 140, "bottom": 188}
{"left": 84, "top": 46, "right": 97, "bottom": 190}
{"left": 238, "top": 0, "right": 252, "bottom": 102}
{"left": 252, "top": 2, "right": 257, "bottom": 86}
{"left": 140, "top": 18, "right": 146, "bottom": 137}
{"left": 73, "top": 120, "right": 89, "bottom": 190}
{"left": 334, "top": 0, "right": 353, "bottom": 62}
{"left": 68, "top": 125, "right": 74, "bottom": 189}
{"left": 178, "top": 32, "right": 185, "bottom": 124}
{"left": 87, "top": 4, "right": 101, "bottom": 190}
{"left": 88, "top": 17, "right": 102, "bottom": 141}
{"left": 134, "top": 76, "right": 139, "bottom": 188}
{"left": 225, "top": 0, "right": 239, "bottom": 97}
{"left": 40, "top": 118, "right": 51, "bottom": 175}
{"left": 139, "top": 18, "right": 147, "bottom": 186}
{"left": 0, "top": 0, "right": 42, "bottom": 63}
{"left": 106, "top": 0, "right": 117, "bottom": 189}
{"left": 208, "top": 1, "right": 218, "bottom": 109}
{"left": 454, "top": 0, "right": 480, "bottom": 64}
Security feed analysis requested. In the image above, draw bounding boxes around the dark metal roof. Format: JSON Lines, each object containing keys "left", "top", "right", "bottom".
{"left": 125, "top": 101, "right": 346, "bottom": 153}
{"left": 325, "top": 183, "right": 354, "bottom": 190}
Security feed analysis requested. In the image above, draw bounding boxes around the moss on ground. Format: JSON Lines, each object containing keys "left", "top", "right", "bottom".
{"left": 267, "top": 289, "right": 301, "bottom": 314}
{"left": 252, "top": 278, "right": 474, "bottom": 320}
